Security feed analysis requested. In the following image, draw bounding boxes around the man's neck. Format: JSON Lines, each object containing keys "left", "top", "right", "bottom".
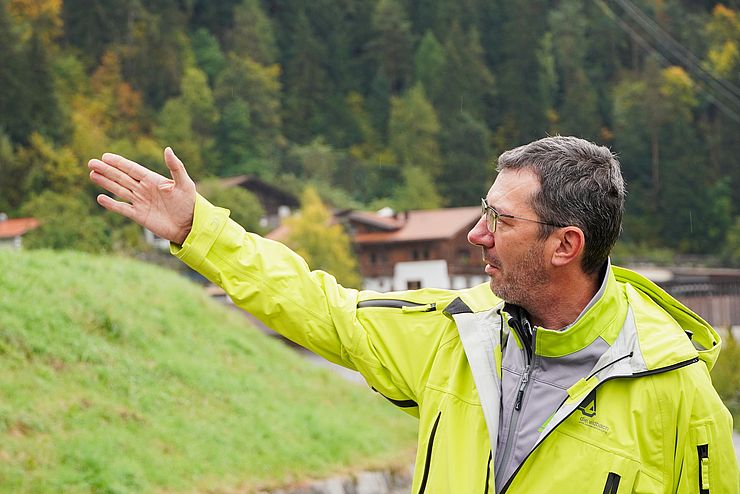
{"left": 526, "top": 270, "right": 603, "bottom": 330}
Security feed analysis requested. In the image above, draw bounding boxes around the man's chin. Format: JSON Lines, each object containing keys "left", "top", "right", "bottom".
{"left": 489, "top": 279, "right": 506, "bottom": 300}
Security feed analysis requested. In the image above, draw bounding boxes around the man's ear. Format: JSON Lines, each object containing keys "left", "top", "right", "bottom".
{"left": 548, "top": 227, "right": 585, "bottom": 267}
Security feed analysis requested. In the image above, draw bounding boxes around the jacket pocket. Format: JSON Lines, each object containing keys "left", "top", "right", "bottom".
{"left": 503, "top": 429, "right": 642, "bottom": 493}
{"left": 417, "top": 411, "right": 441, "bottom": 494}
{"left": 677, "top": 423, "right": 718, "bottom": 494}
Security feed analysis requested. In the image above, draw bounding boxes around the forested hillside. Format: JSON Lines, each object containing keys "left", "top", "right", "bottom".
{"left": 0, "top": 0, "right": 738, "bottom": 261}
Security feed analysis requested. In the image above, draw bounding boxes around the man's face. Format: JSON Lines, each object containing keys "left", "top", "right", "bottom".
{"left": 467, "top": 168, "right": 551, "bottom": 307}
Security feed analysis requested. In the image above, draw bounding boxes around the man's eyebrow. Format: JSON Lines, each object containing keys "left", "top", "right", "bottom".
{"left": 488, "top": 200, "right": 514, "bottom": 216}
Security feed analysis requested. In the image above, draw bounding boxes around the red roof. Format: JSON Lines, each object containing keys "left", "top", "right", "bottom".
{"left": 0, "top": 218, "right": 40, "bottom": 238}
{"left": 353, "top": 207, "right": 481, "bottom": 244}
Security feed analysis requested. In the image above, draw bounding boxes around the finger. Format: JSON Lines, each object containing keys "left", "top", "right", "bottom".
{"left": 89, "top": 158, "right": 140, "bottom": 191}
{"left": 163, "top": 147, "right": 191, "bottom": 185}
{"left": 101, "top": 153, "right": 151, "bottom": 182}
{"left": 96, "top": 194, "right": 136, "bottom": 219}
{"left": 89, "top": 171, "right": 134, "bottom": 202}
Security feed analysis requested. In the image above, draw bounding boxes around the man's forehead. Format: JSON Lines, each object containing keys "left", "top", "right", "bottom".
{"left": 486, "top": 169, "right": 540, "bottom": 208}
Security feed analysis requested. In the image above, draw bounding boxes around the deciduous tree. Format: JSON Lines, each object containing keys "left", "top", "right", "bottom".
{"left": 284, "top": 187, "right": 361, "bottom": 288}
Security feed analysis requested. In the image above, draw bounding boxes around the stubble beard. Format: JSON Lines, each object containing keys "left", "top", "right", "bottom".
{"left": 489, "top": 242, "right": 550, "bottom": 309}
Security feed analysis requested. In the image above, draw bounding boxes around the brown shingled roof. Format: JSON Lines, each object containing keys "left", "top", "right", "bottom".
{"left": 0, "top": 218, "right": 40, "bottom": 238}
{"left": 353, "top": 207, "right": 481, "bottom": 244}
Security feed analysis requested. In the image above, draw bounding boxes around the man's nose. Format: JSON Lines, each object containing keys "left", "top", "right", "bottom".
{"left": 468, "top": 216, "right": 493, "bottom": 247}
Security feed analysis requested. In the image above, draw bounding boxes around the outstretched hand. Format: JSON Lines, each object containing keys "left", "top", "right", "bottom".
{"left": 88, "top": 147, "right": 196, "bottom": 245}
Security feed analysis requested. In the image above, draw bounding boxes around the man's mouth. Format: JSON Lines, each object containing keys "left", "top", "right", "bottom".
{"left": 484, "top": 260, "right": 500, "bottom": 275}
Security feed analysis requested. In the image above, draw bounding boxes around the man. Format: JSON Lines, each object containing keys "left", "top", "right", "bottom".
{"left": 89, "top": 136, "right": 738, "bottom": 493}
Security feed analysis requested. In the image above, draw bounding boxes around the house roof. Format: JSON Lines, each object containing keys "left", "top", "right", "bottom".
{"left": 0, "top": 217, "right": 40, "bottom": 238}
{"left": 344, "top": 210, "right": 404, "bottom": 231}
{"left": 353, "top": 207, "right": 481, "bottom": 244}
{"left": 215, "top": 175, "right": 299, "bottom": 208}
{"left": 266, "top": 206, "right": 482, "bottom": 245}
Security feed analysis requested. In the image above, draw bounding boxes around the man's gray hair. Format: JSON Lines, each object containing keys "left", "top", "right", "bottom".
{"left": 497, "top": 136, "right": 626, "bottom": 275}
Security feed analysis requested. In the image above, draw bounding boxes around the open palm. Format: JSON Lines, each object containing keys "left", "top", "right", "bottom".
{"left": 88, "top": 148, "right": 196, "bottom": 245}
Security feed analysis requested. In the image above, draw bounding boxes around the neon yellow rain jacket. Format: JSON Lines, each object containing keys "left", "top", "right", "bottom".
{"left": 173, "top": 196, "right": 739, "bottom": 493}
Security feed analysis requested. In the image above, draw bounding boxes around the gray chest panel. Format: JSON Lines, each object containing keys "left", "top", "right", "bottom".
{"left": 494, "top": 332, "right": 609, "bottom": 492}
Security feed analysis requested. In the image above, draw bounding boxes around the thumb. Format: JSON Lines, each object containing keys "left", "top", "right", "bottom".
{"left": 163, "top": 147, "right": 191, "bottom": 185}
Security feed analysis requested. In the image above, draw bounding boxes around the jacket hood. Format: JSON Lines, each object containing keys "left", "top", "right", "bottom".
{"left": 612, "top": 266, "right": 722, "bottom": 371}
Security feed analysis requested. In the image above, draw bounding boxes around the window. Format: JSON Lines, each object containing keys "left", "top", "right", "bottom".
{"left": 407, "top": 280, "right": 422, "bottom": 289}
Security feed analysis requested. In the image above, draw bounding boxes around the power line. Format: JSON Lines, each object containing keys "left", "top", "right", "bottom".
{"left": 595, "top": 0, "right": 740, "bottom": 124}
{"left": 613, "top": 0, "right": 740, "bottom": 104}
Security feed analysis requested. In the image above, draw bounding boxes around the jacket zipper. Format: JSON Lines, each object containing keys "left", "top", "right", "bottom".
{"left": 499, "top": 356, "right": 700, "bottom": 493}
{"left": 496, "top": 314, "right": 535, "bottom": 480}
{"left": 417, "top": 411, "right": 441, "bottom": 494}
{"left": 357, "top": 299, "right": 437, "bottom": 312}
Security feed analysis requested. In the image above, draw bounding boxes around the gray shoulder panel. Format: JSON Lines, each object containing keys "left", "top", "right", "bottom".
{"left": 444, "top": 297, "right": 473, "bottom": 315}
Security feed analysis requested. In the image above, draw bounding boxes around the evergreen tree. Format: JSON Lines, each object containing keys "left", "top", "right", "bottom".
{"left": 392, "top": 165, "right": 444, "bottom": 211}
{"left": 493, "top": 0, "right": 549, "bottom": 145}
{"left": 215, "top": 97, "right": 256, "bottom": 176}
{"left": 225, "top": 0, "right": 278, "bottom": 65}
{"left": 367, "top": 0, "right": 415, "bottom": 95}
{"left": 0, "top": 6, "right": 66, "bottom": 144}
{"left": 366, "top": 67, "right": 392, "bottom": 139}
{"left": 414, "top": 31, "right": 446, "bottom": 108}
{"left": 438, "top": 21, "right": 494, "bottom": 123}
{"left": 155, "top": 98, "right": 204, "bottom": 180}
{"left": 439, "top": 111, "right": 492, "bottom": 207}
{"left": 548, "top": 0, "right": 602, "bottom": 141}
{"left": 191, "top": 28, "right": 226, "bottom": 84}
{"left": 388, "top": 84, "right": 442, "bottom": 178}
{"left": 0, "top": 131, "right": 22, "bottom": 211}
{"left": 180, "top": 67, "right": 218, "bottom": 139}
{"left": 191, "top": 0, "right": 242, "bottom": 35}
{"left": 284, "top": 138, "right": 338, "bottom": 184}
{"left": 214, "top": 53, "right": 283, "bottom": 168}
{"left": 61, "top": 0, "right": 133, "bottom": 63}
{"left": 122, "top": 8, "right": 188, "bottom": 108}
{"left": 281, "top": 11, "right": 331, "bottom": 143}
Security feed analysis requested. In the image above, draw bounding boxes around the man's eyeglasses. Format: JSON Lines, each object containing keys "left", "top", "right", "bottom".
{"left": 480, "top": 198, "right": 564, "bottom": 233}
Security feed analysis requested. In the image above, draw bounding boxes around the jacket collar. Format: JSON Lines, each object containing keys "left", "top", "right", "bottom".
{"left": 500, "top": 261, "right": 628, "bottom": 358}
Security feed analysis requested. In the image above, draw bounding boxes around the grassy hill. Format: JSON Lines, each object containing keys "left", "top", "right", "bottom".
{"left": 0, "top": 250, "right": 416, "bottom": 493}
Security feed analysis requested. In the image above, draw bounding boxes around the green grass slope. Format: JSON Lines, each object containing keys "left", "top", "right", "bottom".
{"left": 0, "top": 250, "right": 416, "bottom": 493}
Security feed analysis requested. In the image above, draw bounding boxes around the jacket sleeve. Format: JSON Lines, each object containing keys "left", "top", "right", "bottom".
{"left": 171, "top": 194, "right": 449, "bottom": 411}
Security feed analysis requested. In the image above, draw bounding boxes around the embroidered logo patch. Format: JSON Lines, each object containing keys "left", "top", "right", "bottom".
{"left": 577, "top": 390, "right": 597, "bottom": 417}
{"left": 577, "top": 390, "right": 610, "bottom": 433}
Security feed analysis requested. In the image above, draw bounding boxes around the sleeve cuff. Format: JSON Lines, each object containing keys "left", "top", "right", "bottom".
{"left": 170, "top": 193, "right": 231, "bottom": 272}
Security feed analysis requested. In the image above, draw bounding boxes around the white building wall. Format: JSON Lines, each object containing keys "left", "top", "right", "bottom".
{"left": 452, "top": 275, "right": 490, "bottom": 289}
{"left": 363, "top": 276, "right": 394, "bottom": 292}
{"left": 393, "top": 260, "right": 450, "bottom": 290}
{"left": 365, "top": 270, "right": 489, "bottom": 292}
